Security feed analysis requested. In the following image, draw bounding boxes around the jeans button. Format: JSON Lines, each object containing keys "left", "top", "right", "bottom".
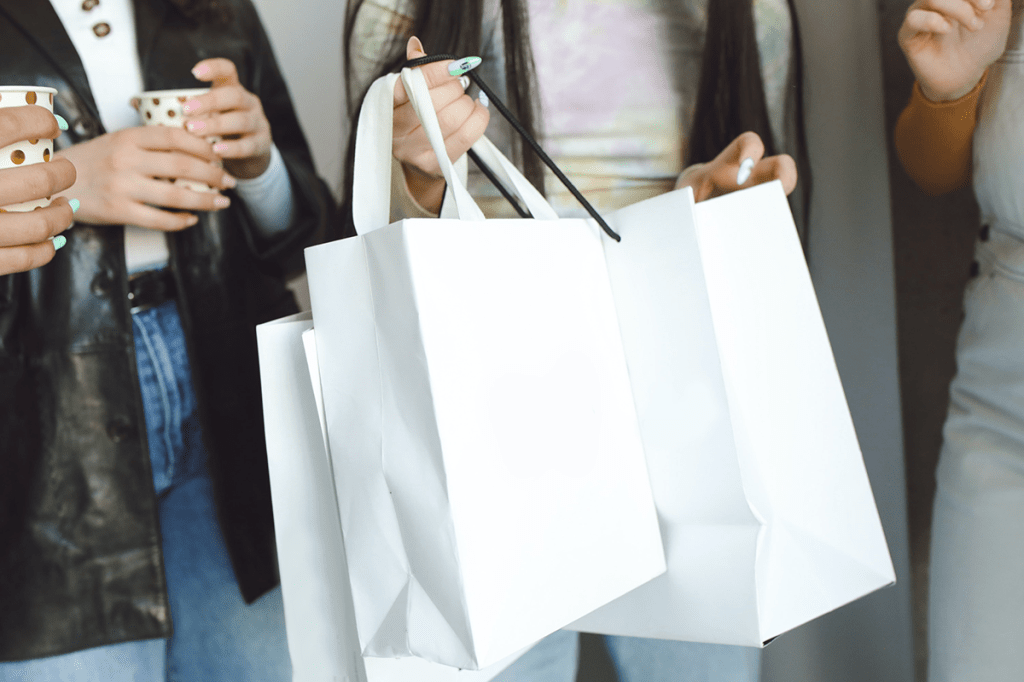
{"left": 107, "top": 417, "right": 134, "bottom": 443}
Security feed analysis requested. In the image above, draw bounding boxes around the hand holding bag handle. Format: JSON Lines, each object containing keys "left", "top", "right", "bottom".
{"left": 403, "top": 55, "right": 621, "bottom": 241}
{"left": 355, "top": 62, "right": 619, "bottom": 238}
{"left": 352, "top": 71, "right": 486, "bottom": 234}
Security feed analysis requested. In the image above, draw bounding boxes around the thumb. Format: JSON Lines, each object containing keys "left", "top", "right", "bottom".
{"left": 407, "top": 36, "right": 426, "bottom": 60}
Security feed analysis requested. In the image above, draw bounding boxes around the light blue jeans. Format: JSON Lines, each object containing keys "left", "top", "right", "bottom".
{"left": 0, "top": 300, "right": 291, "bottom": 681}
{"left": 494, "top": 627, "right": 761, "bottom": 681}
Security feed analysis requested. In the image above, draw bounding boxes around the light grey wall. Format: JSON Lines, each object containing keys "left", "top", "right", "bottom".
{"left": 251, "top": 0, "right": 346, "bottom": 199}
{"left": 762, "top": 2, "right": 916, "bottom": 680}
{"left": 250, "top": 0, "right": 347, "bottom": 310}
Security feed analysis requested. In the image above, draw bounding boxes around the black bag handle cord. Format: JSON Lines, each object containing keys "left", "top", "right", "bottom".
{"left": 401, "top": 54, "right": 621, "bottom": 242}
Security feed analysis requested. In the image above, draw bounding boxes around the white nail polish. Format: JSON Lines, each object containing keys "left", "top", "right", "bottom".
{"left": 478, "top": 90, "right": 489, "bottom": 109}
{"left": 736, "top": 158, "right": 755, "bottom": 186}
{"left": 459, "top": 76, "right": 471, "bottom": 90}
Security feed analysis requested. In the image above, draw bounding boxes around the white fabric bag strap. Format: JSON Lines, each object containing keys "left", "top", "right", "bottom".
{"left": 352, "top": 70, "right": 483, "bottom": 234}
{"left": 469, "top": 137, "right": 559, "bottom": 220}
{"left": 352, "top": 72, "right": 400, "bottom": 235}
{"left": 399, "top": 67, "right": 485, "bottom": 221}
{"left": 352, "top": 64, "right": 575, "bottom": 229}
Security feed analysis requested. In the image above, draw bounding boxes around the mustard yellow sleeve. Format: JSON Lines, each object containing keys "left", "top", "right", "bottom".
{"left": 894, "top": 74, "right": 987, "bottom": 196}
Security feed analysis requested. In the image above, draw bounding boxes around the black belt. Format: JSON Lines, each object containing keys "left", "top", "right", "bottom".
{"left": 128, "top": 268, "right": 177, "bottom": 314}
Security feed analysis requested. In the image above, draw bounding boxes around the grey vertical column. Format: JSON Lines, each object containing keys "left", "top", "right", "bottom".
{"left": 249, "top": 0, "right": 347, "bottom": 312}
{"left": 761, "top": 1, "right": 915, "bottom": 681}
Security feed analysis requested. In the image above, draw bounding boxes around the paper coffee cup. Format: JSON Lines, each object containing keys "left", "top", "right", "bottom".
{"left": 0, "top": 86, "right": 59, "bottom": 213}
{"left": 135, "top": 88, "right": 221, "bottom": 193}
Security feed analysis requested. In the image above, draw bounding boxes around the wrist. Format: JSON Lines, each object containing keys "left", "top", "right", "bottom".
{"left": 401, "top": 162, "right": 446, "bottom": 214}
{"left": 919, "top": 72, "right": 987, "bottom": 103}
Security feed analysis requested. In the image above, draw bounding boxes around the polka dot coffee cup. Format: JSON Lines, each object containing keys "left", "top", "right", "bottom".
{"left": 135, "top": 88, "right": 221, "bottom": 193}
{"left": 0, "top": 86, "right": 59, "bottom": 212}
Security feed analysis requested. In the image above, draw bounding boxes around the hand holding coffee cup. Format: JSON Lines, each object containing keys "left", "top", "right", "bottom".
{"left": 0, "top": 100, "right": 77, "bottom": 273}
{"left": 54, "top": 106, "right": 235, "bottom": 232}
{"left": 183, "top": 58, "right": 273, "bottom": 180}
{"left": 1, "top": 86, "right": 61, "bottom": 212}
{"left": 134, "top": 87, "right": 224, "bottom": 194}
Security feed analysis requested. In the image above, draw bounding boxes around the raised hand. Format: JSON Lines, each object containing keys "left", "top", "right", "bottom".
{"left": 675, "top": 132, "right": 797, "bottom": 202}
{"left": 0, "top": 105, "right": 77, "bottom": 274}
{"left": 899, "top": 0, "right": 1011, "bottom": 101}
{"left": 393, "top": 37, "right": 490, "bottom": 213}
{"left": 184, "top": 58, "right": 274, "bottom": 179}
{"left": 55, "top": 125, "right": 235, "bottom": 231}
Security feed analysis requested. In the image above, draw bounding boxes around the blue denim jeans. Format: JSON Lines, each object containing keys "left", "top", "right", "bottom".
{"left": 0, "top": 300, "right": 291, "bottom": 681}
{"left": 494, "top": 630, "right": 761, "bottom": 682}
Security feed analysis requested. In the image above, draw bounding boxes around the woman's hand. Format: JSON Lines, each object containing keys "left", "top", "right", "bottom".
{"left": 0, "top": 105, "right": 77, "bottom": 274}
{"left": 675, "top": 132, "right": 797, "bottom": 202}
{"left": 55, "top": 125, "right": 235, "bottom": 231}
{"left": 185, "top": 58, "right": 273, "bottom": 179}
{"left": 899, "top": 0, "right": 1011, "bottom": 101}
{"left": 394, "top": 37, "right": 490, "bottom": 213}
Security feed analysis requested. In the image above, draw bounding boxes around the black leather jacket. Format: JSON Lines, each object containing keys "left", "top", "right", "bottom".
{"left": 0, "top": 0, "right": 336, "bottom": 661}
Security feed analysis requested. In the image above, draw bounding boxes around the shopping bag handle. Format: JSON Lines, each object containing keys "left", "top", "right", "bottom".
{"left": 352, "top": 71, "right": 484, "bottom": 234}
{"left": 399, "top": 67, "right": 562, "bottom": 223}
{"left": 402, "top": 54, "right": 622, "bottom": 242}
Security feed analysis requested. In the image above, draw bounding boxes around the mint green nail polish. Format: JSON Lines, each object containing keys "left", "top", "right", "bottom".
{"left": 448, "top": 56, "right": 482, "bottom": 77}
{"left": 69, "top": 198, "right": 80, "bottom": 213}
{"left": 55, "top": 114, "right": 69, "bottom": 131}
{"left": 52, "top": 235, "right": 67, "bottom": 251}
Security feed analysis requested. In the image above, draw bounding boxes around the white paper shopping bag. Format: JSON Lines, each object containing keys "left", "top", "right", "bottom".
{"left": 256, "top": 313, "right": 528, "bottom": 682}
{"left": 569, "top": 181, "right": 895, "bottom": 646}
{"left": 300, "top": 67, "right": 665, "bottom": 671}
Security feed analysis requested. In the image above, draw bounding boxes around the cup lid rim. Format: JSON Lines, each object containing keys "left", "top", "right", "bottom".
{"left": 135, "top": 87, "right": 211, "bottom": 100}
{"left": 0, "top": 86, "right": 58, "bottom": 94}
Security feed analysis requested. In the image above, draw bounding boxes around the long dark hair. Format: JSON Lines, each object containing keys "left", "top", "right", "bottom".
{"left": 688, "top": 0, "right": 812, "bottom": 244}
{"left": 342, "top": 0, "right": 543, "bottom": 204}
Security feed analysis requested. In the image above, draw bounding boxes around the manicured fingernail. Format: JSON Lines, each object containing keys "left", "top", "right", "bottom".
{"left": 186, "top": 120, "right": 206, "bottom": 133}
{"left": 54, "top": 114, "right": 69, "bottom": 131}
{"left": 214, "top": 196, "right": 231, "bottom": 209}
{"left": 448, "top": 56, "right": 482, "bottom": 77}
{"left": 459, "top": 75, "right": 470, "bottom": 90}
{"left": 212, "top": 142, "right": 228, "bottom": 154}
{"left": 737, "top": 158, "right": 755, "bottom": 186}
{"left": 52, "top": 235, "right": 67, "bottom": 251}
{"left": 184, "top": 213, "right": 199, "bottom": 226}
{"left": 192, "top": 64, "right": 210, "bottom": 79}
{"left": 182, "top": 100, "right": 201, "bottom": 114}
{"left": 221, "top": 173, "right": 237, "bottom": 189}
{"left": 981, "top": 0, "right": 994, "bottom": 8}
{"left": 971, "top": 17, "right": 984, "bottom": 30}
{"left": 69, "top": 198, "right": 80, "bottom": 213}
{"left": 478, "top": 90, "right": 489, "bottom": 109}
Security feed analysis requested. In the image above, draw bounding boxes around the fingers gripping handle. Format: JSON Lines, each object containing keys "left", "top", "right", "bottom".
{"left": 352, "top": 70, "right": 484, "bottom": 235}
{"left": 400, "top": 67, "right": 485, "bottom": 221}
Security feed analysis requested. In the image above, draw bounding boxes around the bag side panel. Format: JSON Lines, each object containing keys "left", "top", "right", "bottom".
{"left": 305, "top": 238, "right": 415, "bottom": 655}
{"left": 570, "top": 188, "right": 763, "bottom": 645}
{"left": 362, "top": 225, "right": 476, "bottom": 666}
{"left": 693, "top": 182, "right": 895, "bottom": 642}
